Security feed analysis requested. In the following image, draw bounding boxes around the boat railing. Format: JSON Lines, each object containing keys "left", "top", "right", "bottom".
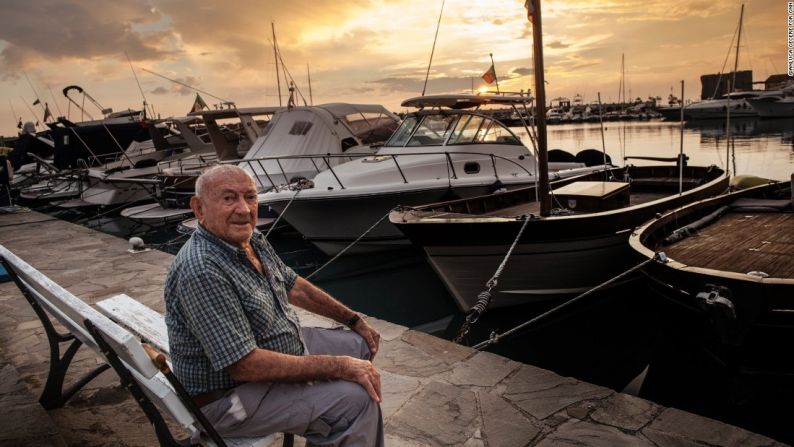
{"left": 155, "top": 153, "right": 218, "bottom": 174}
{"left": 223, "top": 151, "right": 535, "bottom": 191}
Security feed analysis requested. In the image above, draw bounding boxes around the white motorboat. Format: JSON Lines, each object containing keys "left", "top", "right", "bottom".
{"left": 684, "top": 91, "right": 762, "bottom": 120}
{"left": 259, "top": 94, "right": 613, "bottom": 256}
{"left": 747, "top": 88, "right": 794, "bottom": 118}
{"left": 123, "top": 104, "right": 400, "bottom": 224}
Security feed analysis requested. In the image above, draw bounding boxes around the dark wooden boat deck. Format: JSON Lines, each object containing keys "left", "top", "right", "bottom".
{"left": 664, "top": 212, "right": 794, "bottom": 279}
{"left": 482, "top": 191, "right": 669, "bottom": 217}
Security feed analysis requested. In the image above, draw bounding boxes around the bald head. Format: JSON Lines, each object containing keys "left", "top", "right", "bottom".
{"left": 195, "top": 164, "right": 256, "bottom": 198}
{"left": 191, "top": 164, "right": 259, "bottom": 247}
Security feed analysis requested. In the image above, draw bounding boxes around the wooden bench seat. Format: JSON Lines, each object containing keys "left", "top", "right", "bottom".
{"left": 0, "top": 244, "right": 289, "bottom": 447}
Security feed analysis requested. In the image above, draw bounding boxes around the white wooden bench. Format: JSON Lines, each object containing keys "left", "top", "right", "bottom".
{"left": 95, "top": 294, "right": 295, "bottom": 447}
{"left": 0, "top": 244, "right": 288, "bottom": 447}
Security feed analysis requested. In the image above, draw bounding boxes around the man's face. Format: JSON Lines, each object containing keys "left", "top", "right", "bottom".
{"left": 191, "top": 171, "right": 258, "bottom": 247}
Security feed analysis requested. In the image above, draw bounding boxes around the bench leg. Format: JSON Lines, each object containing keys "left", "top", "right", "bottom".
{"left": 40, "top": 336, "right": 110, "bottom": 409}
{"left": 85, "top": 319, "right": 192, "bottom": 447}
{"left": 1, "top": 259, "right": 111, "bottom": 409}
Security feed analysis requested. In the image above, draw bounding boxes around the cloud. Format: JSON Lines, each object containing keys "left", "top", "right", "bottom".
{"left": 150, "top": 86, "right": 169, "bottom": 95}
{"left": 547, "top": 40, "right": 570, "bottom": 49}
{"left": 511, "top": 67, "right": 534, "bottom": 76}
{"left": 0, "top": 0, "right": 173, "bottom": 71}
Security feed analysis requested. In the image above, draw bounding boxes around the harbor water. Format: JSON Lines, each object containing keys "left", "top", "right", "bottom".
{"left": 30, "top": 117, "right": 794, "bottom": 444}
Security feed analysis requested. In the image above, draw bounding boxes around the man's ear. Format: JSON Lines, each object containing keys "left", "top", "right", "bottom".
{"left": 190, "top": 196, "right": 203, "bottom": 222}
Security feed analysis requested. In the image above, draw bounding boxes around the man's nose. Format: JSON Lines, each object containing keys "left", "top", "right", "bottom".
{"left": 233, "top": 196, "right": 255, "bottom": 213}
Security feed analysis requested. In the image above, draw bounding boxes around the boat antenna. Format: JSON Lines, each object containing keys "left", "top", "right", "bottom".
{"left": 22, "top": 72, "right": 46, "bottom": 117}
{"left": 527, "top": 0, "right": 550, "bottom": 216}
{"left": 272, "top": 22, "right": 283, "bottom": 106}
{"left": 274, "top": 44, "right": 308, "bottom": 106}
{"left": 730, "top": 4, "right": 744, "bottom": 94}
{"left": 47, "top": 86, "right": 63, "bottom": 117}
{"left": 8, "top": 100, "right": 21, "bottom": 129}
{"left": 421, "top": 0, "right": 445, "bottom": 96}
{"left": 125, "top": 51, "right": 154, "bottom": 119}
{"left": 140, "top": 68, "right": 233, "bottom": 104}
{"left": 20, "top": 96, "right": 40, "bottom": 129}
{"left": 711, "top": 9, "right": 742, "bottom": 98}
{"left": 679, "top": 80, "right": 685, "bottom": 194}
{"left": 597, "top": 92, "right": 608, "bottom": 180}
{"left": 307, "top": 63, "right": 314, "bottom": 106}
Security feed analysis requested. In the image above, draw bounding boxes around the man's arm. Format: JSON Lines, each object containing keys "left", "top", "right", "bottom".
{"left": 226, "top": 348, "right": 381, "bottom": 401}
{"left": 288, "top": 277, "right": 380, "bottom": 359}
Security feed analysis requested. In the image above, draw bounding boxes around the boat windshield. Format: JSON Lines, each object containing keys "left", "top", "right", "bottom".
{"left": 384, "top": 112, "right": 520, "bottom": 147}
{"left": 341, "top": 111, "right": 400, "bottom": 145}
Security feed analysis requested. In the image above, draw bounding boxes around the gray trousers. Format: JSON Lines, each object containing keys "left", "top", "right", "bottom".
{"left": 200, "top": 327, "right": 384, "bottom": 447}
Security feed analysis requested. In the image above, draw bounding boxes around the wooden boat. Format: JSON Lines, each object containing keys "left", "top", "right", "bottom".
{"left": 628, "top": 177, "right": 793, "bottom": 369}
{"left": 390, "top": 162, "right": 729, "bottom": 312}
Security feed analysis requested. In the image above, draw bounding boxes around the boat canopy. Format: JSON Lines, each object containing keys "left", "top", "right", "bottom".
{"left": 187, "top": 106, "right": 284, "bottom": 119}
{"left": 401, "top": 94, "right": 533, "bottom": 110}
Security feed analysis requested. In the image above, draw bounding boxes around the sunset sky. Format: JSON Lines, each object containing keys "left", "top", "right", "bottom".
{"left": 0, "top": 0, "right": 787, "bottom": 137}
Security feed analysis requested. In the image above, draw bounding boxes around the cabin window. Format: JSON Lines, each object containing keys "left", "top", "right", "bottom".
{"left": 479, "top": 121, "right": 520, "bottom": 144}
{"left": 384, "top": 116, "right": 419, "bottom": 147}
{"left": 349, "top": 112, "right": 400, "bottom": 145}
{"left": 406, "top": 114, "right": 457, "bottom": 146}
{"left": 288, "top": 121, "right": 313, "bottom": 135}
{"left": 448, "top": 115, "right": 485, "bottom": 144}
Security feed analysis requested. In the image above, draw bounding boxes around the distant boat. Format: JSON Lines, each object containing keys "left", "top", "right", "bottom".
{"left": 684, "top": 4, "right": 761, "bottom": 121}
{"left": 628, "top": 177, "right": 793, "bottom": 372}
{"left": 685, "top": 91, "right": 762, "bottom": 120}
{"left": 747, "top": 88, "right": 794, "bottom": 118}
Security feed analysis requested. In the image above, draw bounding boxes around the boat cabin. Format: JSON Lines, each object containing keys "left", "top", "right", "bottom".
{"left": 384, "top": 94, "right": 529, "bottom": 149}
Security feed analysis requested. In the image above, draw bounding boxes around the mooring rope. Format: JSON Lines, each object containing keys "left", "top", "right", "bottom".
{"left": 471, "top": 252, "right": 668, "bottom": 350}
{"left": 454, "top": 214, "right": 532, "bottom": 343}
{"left": 264, "top": 188, "right": 301, "bottom": 240}
{"left": 306, "top": 209, "right": 394, "bottom": 281}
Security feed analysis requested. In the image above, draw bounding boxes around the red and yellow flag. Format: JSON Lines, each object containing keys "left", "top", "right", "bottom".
{"left": 482, "top": 64, "right": 496, "bottom": 85}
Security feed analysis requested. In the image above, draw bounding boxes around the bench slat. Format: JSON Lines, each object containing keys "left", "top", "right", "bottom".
{"left": 96, "top": 294, "right": 170, "bottom": 355}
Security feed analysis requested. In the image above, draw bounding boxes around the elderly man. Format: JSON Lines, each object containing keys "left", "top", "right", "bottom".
{"left": 165, "top": 164, "right": 383, "bottom": 446}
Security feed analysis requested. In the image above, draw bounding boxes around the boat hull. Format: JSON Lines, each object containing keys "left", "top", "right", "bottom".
{"left": 629, "top": 180, "right": 794, "bottom": 357}
{"left": 267, "top": 184, "right": 501, "bottom": 255}
{"left": 393, "top": 166, "right": 729, "bottom": 311}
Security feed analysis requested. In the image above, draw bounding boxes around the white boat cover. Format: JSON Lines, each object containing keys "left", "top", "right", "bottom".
{"left": 240, "top": 104, "right": 399, "bottom": 188}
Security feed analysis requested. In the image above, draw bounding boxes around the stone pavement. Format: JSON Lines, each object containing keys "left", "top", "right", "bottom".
{"left": 0, "top": 211, "right": 786, "bottom": 446}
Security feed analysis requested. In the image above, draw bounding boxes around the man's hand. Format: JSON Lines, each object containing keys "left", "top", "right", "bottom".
{"left": 351, "top": 318, "right": 380, "bottom": 360}
{"left": 338, "top": 356, "right": 382, "bottom": 402}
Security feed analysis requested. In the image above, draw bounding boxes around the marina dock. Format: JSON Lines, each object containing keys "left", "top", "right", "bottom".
{"left": 0, "top": 210, "right": 785, "bottom": 446}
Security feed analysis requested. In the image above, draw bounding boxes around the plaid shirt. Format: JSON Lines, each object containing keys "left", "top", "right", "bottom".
{"left": 165, "top": 225, "right": 304, "bottom": 395}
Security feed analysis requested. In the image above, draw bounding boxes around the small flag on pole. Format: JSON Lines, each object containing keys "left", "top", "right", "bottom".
{"left": 524, "top": 0, "right": 535, "bottom": 24}
{"left": 190, "top": 93, "right": 208, "bottom": 113}
{"left": 482, "top": 64, "right": 497, "bottom": 85}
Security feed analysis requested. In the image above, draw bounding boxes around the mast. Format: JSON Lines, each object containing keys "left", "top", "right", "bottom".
{"left": 529, "top": 0, "right": 550, "bottom": 216}
{"left": 306, "top": 63, "right": 314, "bottom": 106}
{"left": 272, "top": 22, "right": 283, "bottom": 107}
{"left": 730, "top": 4, "right": 744, "bottom": 94}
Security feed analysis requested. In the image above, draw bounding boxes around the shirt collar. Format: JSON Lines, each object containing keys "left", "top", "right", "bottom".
{"left": 195, "top": 224, "right": 265, "bottom": 254}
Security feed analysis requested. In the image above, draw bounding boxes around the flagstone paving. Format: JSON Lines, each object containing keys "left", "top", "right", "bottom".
{"left": 0, "top": 211, "right": 786, "bottom": 446}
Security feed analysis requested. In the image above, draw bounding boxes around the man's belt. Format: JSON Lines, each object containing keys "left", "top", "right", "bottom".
{"left": 192, "top": 389, "right": 229, "bottom": 407}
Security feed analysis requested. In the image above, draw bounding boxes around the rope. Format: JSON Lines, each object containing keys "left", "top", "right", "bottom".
{"left": 264, "top": 188, "right": 301, "bottom": 240}
{"left": 453, "top": 214, "right": 532, "bottom": 343}
{"left": 305, "top": 209, "right": 394, "bottom": 281}
{"left": 471, "top": 252, "right": 668, "bottom": 350}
